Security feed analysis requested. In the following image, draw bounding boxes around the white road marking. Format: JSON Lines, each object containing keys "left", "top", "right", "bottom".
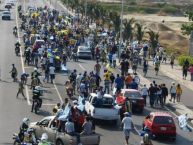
{"left": 53, "top": 81, "right": 64, "bottom": 103}
{"left": 78, "top": 64, "right": 86, "bottom": 70}
{"left": 16, "top": 2, "right": 31, "bottom": 105}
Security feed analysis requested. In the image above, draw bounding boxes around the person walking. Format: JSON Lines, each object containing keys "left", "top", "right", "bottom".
{"left": 182, "top": 64, "right": 188, "bottom": 80}
{"left": 10, "top": 64, "right": 18, "bottom": 82}
{"left": 103, "top": 70, "right": 110, "bottom": 94}
{"left": 125, "top": 73, "right": 132, "bottom": 89}
{"left": 141, "top": 84, "right": 148, "bottom": 106}
{"left": 49, "top": 64, "right": 55, "bottom": 84}
{"left": 176, "top": 84, "right": 182, "bottom": 102}
{"left": 170, "top": 54, "right": 175, "bottom": 69}
{"left": 94, "top": 61, "right": 101, "bottom": 76}
{"left": 170, "top": 82, "right": 176, "bottom": 103}
{"left": 16, "top": 80, "right": 26, "bottom": 99}
{"left": 148, "top": 84, "right": 156, "bottom": 107}
{"left": 110, "top": 73, "right": 115, "bottom": 90}
{"left": 161, "top": 84, "right": 168, "bottom": 105}
{"left": 188, "top": 65, "right": 193, "bottom": 81}
{"left": 121, "top": 112, "right": 134, "bottom": 145}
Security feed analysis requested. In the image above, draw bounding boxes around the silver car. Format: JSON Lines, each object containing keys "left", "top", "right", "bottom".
{"left": 30, "top": 116, "right": 100, "bottom": 145}
{"left": 77, "top": 46, "right": 92, "bottom": 59}
{"left": 2, "top": 11, "right": 11, "bottom": 20}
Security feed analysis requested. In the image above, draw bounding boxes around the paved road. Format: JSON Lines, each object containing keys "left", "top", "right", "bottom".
{"left": 0, "top": 0, "right": 193, "bottom": 145}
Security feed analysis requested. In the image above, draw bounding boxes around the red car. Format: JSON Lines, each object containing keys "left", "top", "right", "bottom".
{"left": 143, "top": 112, "right": 176, "bottom": 140}
{"left": 116, "top": 89, "right": 145, "bottom": 113}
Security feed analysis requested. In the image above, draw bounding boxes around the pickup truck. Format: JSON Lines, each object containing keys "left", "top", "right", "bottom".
{"left": 85, "top": 93, "right": 120, "bottom": 123}
{"left": 30, "top": 116, "right": 100, "bottom": 145}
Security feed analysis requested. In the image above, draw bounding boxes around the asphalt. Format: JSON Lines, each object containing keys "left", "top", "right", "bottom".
{"left": 0, "top": 0, "right": 193, "bottom": 145}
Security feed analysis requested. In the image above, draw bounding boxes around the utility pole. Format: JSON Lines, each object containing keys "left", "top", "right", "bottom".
{"left": 85, "top": 0, "right": 87, "bottom": 19}
{"left": 119, "top": 0, "right": 124, "bottom": 59}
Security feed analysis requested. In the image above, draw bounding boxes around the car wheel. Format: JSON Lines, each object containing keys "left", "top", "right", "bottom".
{"left": 172, "top": 137, "right": 176, "bottom": 141}
{"left": 112, "top": 120, "right": 117, "bottom": 125}
{"left": 139, "top": 108, "right": 143, "bottom": 113}
{"left": 56, "top": 139, "right": 64, "bottom": 145}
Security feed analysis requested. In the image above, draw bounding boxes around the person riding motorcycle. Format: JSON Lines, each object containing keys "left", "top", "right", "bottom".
{"left": 23, "top": 128, "right": 37, "bottom": 144}
{"left": 18, "top": 118, "right": 30, "bottom": 142}
{"left": 140, "top": 127, "right": 153, "bottom": 145}
{"left": 31, "top": 86, "right": 43, "bottom": 113}
{"left": 140, "top": 134, "right": 153, "bottom": 145}
{"left": 38, "top": 133, "right": 50, "bottom": 145}
{"left": 13, "top": 26, "right": 18, "bottom": 36}
{"left": 15, "top": 41, "right": 21, "bottom": 56}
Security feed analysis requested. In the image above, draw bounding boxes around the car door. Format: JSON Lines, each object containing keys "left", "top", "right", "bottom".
{"left": 44, "top": 127, "right": 57, "bottom": 143}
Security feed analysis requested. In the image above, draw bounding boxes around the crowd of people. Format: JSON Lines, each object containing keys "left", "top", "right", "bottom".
{"left": 9, "top": 2, "right": 193, "bottom": 145}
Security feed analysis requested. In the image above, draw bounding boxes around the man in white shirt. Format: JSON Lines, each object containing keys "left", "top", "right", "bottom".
{"left": 49, "top": 65, "right": 55, "bottom": 84}
{"left": 121, "top": 112, "right": 134, "bottom": 145}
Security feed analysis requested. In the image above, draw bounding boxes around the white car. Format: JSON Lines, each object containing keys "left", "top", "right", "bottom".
{"left": 4, "top": 3, "right": 12, "bottom": 9}
{"left": 85, "top": 93, "right": 120, "bottom": 123}
{"left": 2, "top": 11, "right": 11, "bottom": 20}
{"left": 77, "top": 46, "right": 92, "bottom": 59}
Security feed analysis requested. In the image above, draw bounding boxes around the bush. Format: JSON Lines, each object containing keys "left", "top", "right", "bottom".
{"left": 161, "top": 5, "right": 178, "bottom": 14}
{"left": 178, "top": 55, "right": 193, "bottom": 66}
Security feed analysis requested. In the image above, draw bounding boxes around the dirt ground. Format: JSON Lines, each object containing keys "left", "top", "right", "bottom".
{"left": 123, "top": 14, "right": 190, "bottom": 55}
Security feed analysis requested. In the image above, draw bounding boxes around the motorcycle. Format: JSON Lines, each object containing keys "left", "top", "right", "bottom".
{"left": 15, "top": 46, "right": 20, "bottom": 56}
{"left": 13, "top": 133, "right": 37, "bottom": 145}
{"left": 34, "top": 99, "right": 42, "bottom": 114}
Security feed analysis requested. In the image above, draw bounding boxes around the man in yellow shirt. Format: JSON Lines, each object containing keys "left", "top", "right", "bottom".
{"left": 103, "top": 70, "right": 110, "bottom": 94}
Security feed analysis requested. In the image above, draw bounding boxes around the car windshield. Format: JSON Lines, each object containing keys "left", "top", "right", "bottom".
{"left": 92, "top": 97, "right": 114, "bottom": 108}
{"left": 3, "top": 12, "right": 10, "bottom": 14}
{"left": 153, "top": 116, "right": 174, "bottom": 124}
{"left": 124, "top": 91, "right": 141, "bottom": 98}
{"left": 79, "top": 47, "right": 90, "bottom": 51}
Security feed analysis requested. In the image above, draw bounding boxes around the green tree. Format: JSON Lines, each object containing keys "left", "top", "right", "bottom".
{"left": 181, "top": 11, "right": 193, "bottom": 35}
{"left": 147, "top": 29, "right": 159, "bottom": 55}
{"left": 135, "top": 22, "right": 146, "bottom": 43}
{"left": 123, "top": 18, "right": 135, "bottom": 42}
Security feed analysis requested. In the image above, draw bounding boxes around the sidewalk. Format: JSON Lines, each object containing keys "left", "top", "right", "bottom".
{"left": 149, "top": 61, "right": 193, "bottom": 91}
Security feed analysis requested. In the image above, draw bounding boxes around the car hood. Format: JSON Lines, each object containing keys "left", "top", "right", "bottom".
{"left": 29, "top": 122, "right": 37, "bottom": 127}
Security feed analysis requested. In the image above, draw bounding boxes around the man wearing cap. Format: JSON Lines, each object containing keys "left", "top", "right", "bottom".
{"left": 121, "top": 112, "right": 134, "bottom": 145}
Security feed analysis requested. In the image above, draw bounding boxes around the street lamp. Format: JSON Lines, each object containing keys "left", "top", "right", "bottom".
{"left": 119, "top": 0, "right": 124, "bottom": 59}
{"left": 85, "top": 0, "right": 87, "bottom": 19}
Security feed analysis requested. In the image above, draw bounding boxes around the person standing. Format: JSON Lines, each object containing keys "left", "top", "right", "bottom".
{"left": 16, "top": 80, "right": 26, "bottom": 99}
{"left": 170, "top": 82, "right": 176, "bottom": 103}
{"left": 141, "top": 84, "right": 148, "bottom": 106}
{"left": 130, "top": 79, "right": 138, "bottom": 90}
{"left": 49, "top": 64, "right": 55, "bottom": 84}
{"left": 121, "top": 112, "right": 134, "bottom": 145}
{"left": 176, "top": 84, "right": 182, "bottom": 102}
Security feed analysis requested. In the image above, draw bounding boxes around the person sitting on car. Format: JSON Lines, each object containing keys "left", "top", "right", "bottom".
{"left": 65, "top": 118, "right": 81, "bottom": 144}
{"left": 80, "top": 116, "right": 93, "bottom": 135}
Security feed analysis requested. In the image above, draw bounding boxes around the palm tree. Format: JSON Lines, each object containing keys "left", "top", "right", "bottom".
{"left": 135, "top": 22, "right": 146, "bottom": 43}
{"left": 123, "top": 18, "right": 135, "bottom": 42}
{"left": 147, "top": 29, "right": 159, "bottom": 56}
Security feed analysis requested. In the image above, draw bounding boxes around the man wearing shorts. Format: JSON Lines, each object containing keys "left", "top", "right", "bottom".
{"left": 121, "top": 112, "right": 134, "bottom": 145}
